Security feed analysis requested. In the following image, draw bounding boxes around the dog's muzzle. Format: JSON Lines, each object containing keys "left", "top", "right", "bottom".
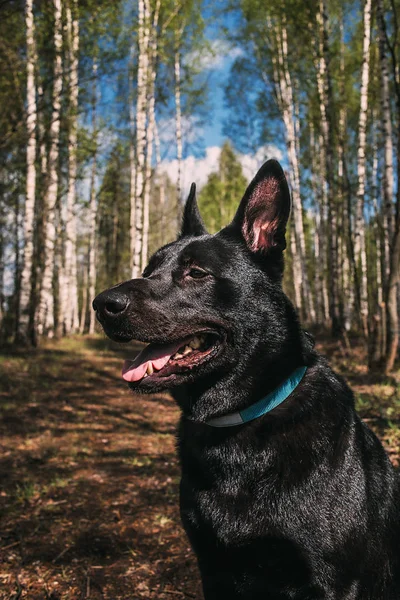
{"left": 92, "top": 289, "right": 130, "bottom": 325}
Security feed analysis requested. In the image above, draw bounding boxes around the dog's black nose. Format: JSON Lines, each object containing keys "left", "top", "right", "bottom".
{"left": 92, "top": 290, "right": 130, "bottom": 319}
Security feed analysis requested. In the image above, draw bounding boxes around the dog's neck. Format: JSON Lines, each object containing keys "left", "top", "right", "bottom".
{"left": 173, "top": 330, "right": 315, "bottom": 424}
{"left": 205, "top": 366, "right": 308, "bottom": 427}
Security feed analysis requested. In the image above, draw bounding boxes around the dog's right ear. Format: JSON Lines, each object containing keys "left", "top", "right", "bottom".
{"left": 180, "top": 183, "right": 208, "bottom": 238}
{"left": 232, "top": 159, "right": 291, "bottom": 254}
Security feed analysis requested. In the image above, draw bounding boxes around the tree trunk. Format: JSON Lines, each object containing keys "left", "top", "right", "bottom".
{"left": 274, "top": 23, "right": 315, "bottom": 323}
{"left": 376, "top": 0, "right": 397, "bottom": 372}
{"left": 354, "top": 0, "right": 372, "bottom": 337}
{"left": 132, "top": 0, "right": 151, "bottom": 278}
{"left": 17, "top": 0, "right": 37, "bottom": 343}
{"left": 0, "top": 199, "right": 4, "bottom": 334}
{"left": 316, "top": 0, "right": 341, "bottom": 336}
{"left": 290, "top": 219, "right": 303, "bottom": 313}
{"left": 37, "top": 0, "right": 63, "bottom": 338}
{"left": 79, "top": 261, "right": 88, "bottom": 334}
{"left": 62, "top": 0, "right": 79, "bottom": 334}
{"left": 154, "top": 120, "right": 166, "bottom": 246}
{"left": 175, "top": 46, "right": 183, "bottom": 224}
{"left": 370, "top": 133, "right": 384, "bottom": 366}
{"left": 141, "top": 0, "right": 160, "bottom": 271}
{"left": 377, "top": 0, "right": 394, "bottom": 284}
{"left": 310, "top": 122, "right": 329, "bottom": 325}
{"left": 129, "top": 44, "right": 136, "bottom": 276}
{"left": 88, "top": 58, "right": 98, "bottom": 335}
{"left": 382, "top": 11, "right": 400, "bottom": 371}
{"left": 385, "top": 218, "right": 400, "bottom": 373}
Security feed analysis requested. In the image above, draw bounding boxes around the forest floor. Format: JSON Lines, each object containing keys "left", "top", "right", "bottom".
{"left": 0, "top": 334, "right": 399, "bottom": 600}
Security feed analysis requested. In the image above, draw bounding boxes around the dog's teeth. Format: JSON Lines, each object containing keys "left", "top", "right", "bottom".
{"left": 143, "top": 373, "right": 148, "bottom": 378}
{"left": 183, "top": 345, "right": 193, "bottom": 355}
{"left": 190, "top": 337, "right": 201, "bottom": 349}
{"left": 146, "top": 363, "right": 154, "bottom": 375}
{"left": 174, "top": 353, "right": 183, "bottom": 359}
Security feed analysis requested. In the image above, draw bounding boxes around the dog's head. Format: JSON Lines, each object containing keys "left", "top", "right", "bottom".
{"left": 93, "top": 159, "right": 308, "bottom": 416}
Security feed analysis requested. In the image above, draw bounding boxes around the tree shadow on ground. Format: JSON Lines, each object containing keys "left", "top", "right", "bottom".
{"left": 0, "top": 335, "right": 398, "bottom": 599}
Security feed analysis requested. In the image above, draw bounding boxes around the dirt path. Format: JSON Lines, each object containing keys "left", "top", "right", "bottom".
{"left": 0, "top": 337, "right": 202, "bottom": 599}
{"left": 0, "top": 336, "right": 398, "bottom": 599}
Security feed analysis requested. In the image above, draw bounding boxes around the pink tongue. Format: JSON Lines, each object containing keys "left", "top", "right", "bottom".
{"left": 122, "top": 339, "right": 187, "bottom": 382}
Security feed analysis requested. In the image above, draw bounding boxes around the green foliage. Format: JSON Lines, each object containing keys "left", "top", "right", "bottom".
{"left": 96, "top": 143, "right": 131, "bottom": 291}
{"left": 198, "top": 142, "right": 247, "bottom": 233}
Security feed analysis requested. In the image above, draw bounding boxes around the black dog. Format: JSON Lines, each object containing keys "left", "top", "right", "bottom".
{"left": 93, "top": 160, "right": 400, "bottom": 599}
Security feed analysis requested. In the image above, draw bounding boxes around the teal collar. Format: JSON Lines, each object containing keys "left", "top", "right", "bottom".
{"left": 206, "top": 366, "right": 307, "bottom": 428}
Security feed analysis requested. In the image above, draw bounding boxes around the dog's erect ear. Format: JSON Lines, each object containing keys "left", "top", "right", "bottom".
{"left": 180, "top": 183, "right": 208, "bottom": 238}
{"left": 232, "top": 159, "right": 291, "bottom": 253}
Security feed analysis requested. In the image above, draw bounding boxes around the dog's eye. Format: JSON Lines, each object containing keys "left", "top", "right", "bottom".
{"left": 188, "top": 267, "right": 208, "bottom": 279}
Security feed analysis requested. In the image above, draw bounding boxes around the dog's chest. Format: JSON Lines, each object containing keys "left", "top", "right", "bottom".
{"left": 180, "top": 443, "right": 288, "bottom": 547}
{"left": 188, "top": 481, "right": 262, "bottom": 543}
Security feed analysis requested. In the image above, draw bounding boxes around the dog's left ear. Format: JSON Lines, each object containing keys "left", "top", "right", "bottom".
{"left": 180, "top": 183, "right": 208, "bottom": 238}
{"left": 232, "top": 159, "right": 291, "bottom": 253}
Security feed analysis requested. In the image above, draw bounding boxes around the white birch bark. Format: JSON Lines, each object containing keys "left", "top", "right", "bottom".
{"left": 88, "top": 58, "right": 98, "bottom": 335}
{"left": 175, "top": 46, "right": 183, "bottom": 220}
{"left": 37, "top": 0, "right": 63, "bottom": 337}
{"left": 338, "top": 15, "right": 353, "bottom": 332}
{"left": 276, "top": 24, "right": 315, "bottom": 322}
{"left": 37, "top": 81, "right": 48, "bottom": 177}
{"left": 354, "top": 0, "right": 372, "bottom": 335}
{"left": 132, "top": 0, "right": 150, "bottom": 278}
{"left": 313, "top": 7, "right": 330, "bottom": 327}
{"left": 141, "top": 0, "right": 160, "bottom": 271}
{"left": 18, "top": 0, "right": 37, "bottom": 342}
{"left": 63, "top": 0, "right": 79, "bottom": 334}
{"left": 315, "top": 0, "right": 342, "bottom": 335}
{"left": 269, "top": 41, "right": 302, "bottom": 314}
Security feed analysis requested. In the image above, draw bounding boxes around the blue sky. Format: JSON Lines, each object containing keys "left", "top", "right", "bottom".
{"left": 92, "top": 6, "right": 284, "bottom": 192}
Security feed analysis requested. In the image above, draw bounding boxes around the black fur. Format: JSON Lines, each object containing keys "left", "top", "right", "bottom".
{"left": 93, "top": 160, "right": 400, "bottom": 599}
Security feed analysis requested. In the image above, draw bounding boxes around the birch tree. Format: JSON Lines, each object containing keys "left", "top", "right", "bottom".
{"left": 62, "top": 0, "right": 79, "bottom": 334}
{"left": 17, "top": 0, "right": 37, "bottom": 343}
{"left": 376, "top": 0, "right": 394, "bottom": 368}
{"left": 37, "top": 0, "right": 63, "bottom": 337}
{"left": 141, "top": 0, "right": 160, "bottom": 272}
{"left": 378, "top": 0, "right": 400, "bottom": 372}
{"left": 354, "top": 0, "right": 372, "bottom": 337}
{"left": 88, "top": 58, "right": 98, "bottom": 335}
{"left": 129, "top": 44, "right": 136, "bottom": 277}
{"left": 377, "top": 0, "right": 394, "bottom": 280}
{"left": 316, "top": 0, "right": 341, "bottom": 336}
{"left": 274, "top": 21, "right": 315, "bottom": 323}
{"left": 174, "top": 42, "right": 183, "bottom": 222}
{"left": 132, "top": 0, "right": 151, "bottom": 278}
